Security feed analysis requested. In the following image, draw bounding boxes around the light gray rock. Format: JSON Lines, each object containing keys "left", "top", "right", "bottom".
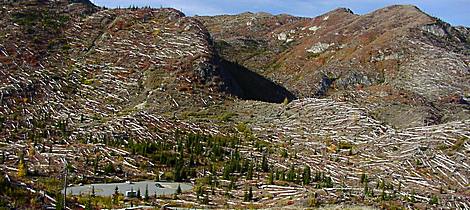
{"left": 307, "top": 42, "right": 333, "bottom": 54}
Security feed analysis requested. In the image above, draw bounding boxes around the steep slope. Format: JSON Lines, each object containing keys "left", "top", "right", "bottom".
{"left": 0, "top": 0, "right": 295, "bottom": 184}
{"left": 1, "top": 1, "right": 218, "bottom": 142}
{"left": 0, "top": 0, "right": 293, "bottom": 146}
{"left": 1, "top": 1, "right": 229, "bottom": 190}
{"left": 197, "top": 5, "right": 470, "bottom": 128}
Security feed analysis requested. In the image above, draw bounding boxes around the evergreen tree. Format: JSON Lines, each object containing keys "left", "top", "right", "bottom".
{"left": 243, "top": 188, "right": 249, "bottom": 202}
{"left": 287, "top": 165, "right": 296, "bottom": 182}
{"left": 360, "top": 173, "right": 368, "bottom": 184}
{"left": 176, "top": 184, "right": 182, "bottom": 194}
{"left": 280, "top": 149, "right": 288, "bottom": 158}
{"left": 268, "top": 170, "right": 274, "bottom": 185}
{"left": 303, "top": 165, "right": 311, "bottom": 185}
{"left": 261, "top": 153, "right": 269, "bottom": 172}
{"left": 324, "top": 176, "right": 333, "bottom": 188}
{"left": 93, "top": 158, "right": 98, "bottom": 174}
{"left": 196, "top": 186, "right": 203, "bottom": 200}
{"left": 246, "top": 163, "right": 253, "bottom": 180}
{"left": 173, "top": 158, "right": 186, "bottom": 181}
{"left": 137, "top": 188, "right": 141, "bottom": 198}
{"left": 364, "top": 182, "right": 369, "bottom": 197}
{"left": 189, "top": 154, "right": 195, "bottom": 166}
{"left": 114, "top": 186, "right": 119, "bottom": 195}
{"left": 144, "top": 184, "right": 149, "bottom": 201}
{"left": 243, "top": 187, "right": 253, "bottom": 202}
{"left": 242, "top": 158, "right": 250, "bottom": 173}
{"left": 18, "top": 158, "right": 27, "bottom": 177}
{"left": 223, "top": 162, "right": 231, "bottom": 180}
{"left": 280, "top": 170, "right": 285, "bottom": 181}
{"left": 104, "top": 163, "right": 115, "bottom": 174}
{"left": 381, "top": 186, "right": 386, "bottom": 201}
{"left": 91, "top": 186, "right": 95, "bottom": 197}
{"left": 229, "top": 177, "right": 236, "bottom": 190}
{"left": 113, "top": 186, "right": 119, "bottom": 204}
{"left": 0, "top": 151, "right": 5, "bottom": 164}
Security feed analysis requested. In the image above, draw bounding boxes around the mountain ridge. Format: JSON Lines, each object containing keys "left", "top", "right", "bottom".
{"left": 197, "top": 4, "right": 469, "bottom": 128}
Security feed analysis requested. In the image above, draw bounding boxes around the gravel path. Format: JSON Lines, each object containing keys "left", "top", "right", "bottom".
{"left": 63, "top": 181, "right": 192, "bottom": 197}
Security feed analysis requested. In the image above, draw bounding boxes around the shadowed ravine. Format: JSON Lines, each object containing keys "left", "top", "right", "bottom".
{"left": 220, "top": 59, "right": 296, "bottom": 103}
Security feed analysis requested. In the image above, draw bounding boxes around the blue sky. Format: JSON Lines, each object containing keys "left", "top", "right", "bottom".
{"left": 91, "top": 0, "right": 470, "bottom": 26}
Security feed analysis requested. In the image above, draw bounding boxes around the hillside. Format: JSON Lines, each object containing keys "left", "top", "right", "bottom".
{"left": 197, "top": 5, "right": 470, "bottom": 128}
{"left": 0, "top": 1, "right": 469, "bottom": 209}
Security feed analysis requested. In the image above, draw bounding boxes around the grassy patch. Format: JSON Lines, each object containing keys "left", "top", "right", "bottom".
{"left": 451, "top": 137, "right": 467, "bottom": 151}
{"left": 37, "top": 177, "right": 63, "bottom": 194}
{"left": 307, "top": 52, "right": 321, "bottom": 59}
{"left": 216, "top": 112, "right": 236, "bottom": 122}
{"left": 182, "top": 110, "right": 212, "bottom": 119}
{"left": 0, "top": 175, "right": 38, "bottom": 208}
{"left": 82, "top": 78, "right": 95, "bottom": 85}
{"left": 12, "top": 10, "right": 69, "bottom": 30}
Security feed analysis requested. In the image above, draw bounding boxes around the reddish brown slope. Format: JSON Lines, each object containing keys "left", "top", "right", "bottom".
{"left": 198, "top": 5, "right": 470, "bottom": 128}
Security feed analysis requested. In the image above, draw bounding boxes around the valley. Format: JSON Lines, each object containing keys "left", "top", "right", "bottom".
{"left": 0, "top": 0, "right": 469, "bottom": 209}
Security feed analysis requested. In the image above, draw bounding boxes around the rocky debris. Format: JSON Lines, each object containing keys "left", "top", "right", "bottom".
{"left": 308, "top": 25, "right": 321, "bottom": 32}
{"left": 421, "top": 24, "right": 449, "bottom": 37}
{"left": 335, "top": 71, "right": 373, "bottom": 89}
{"left": 277, "top": 32, "right": 287, "bottom": 41}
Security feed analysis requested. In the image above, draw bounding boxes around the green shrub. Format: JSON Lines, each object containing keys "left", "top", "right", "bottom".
{"left": 217, "top": 112, "right": 236, "bottom": 121}
{"left": 338, "top": 141, "right": 353, "bottom": 150}
{"left": 429, "top": 195, "right": 439, "bottom": 205}
{"left": 82, "top": 79, "right": 94, "bottom": 85}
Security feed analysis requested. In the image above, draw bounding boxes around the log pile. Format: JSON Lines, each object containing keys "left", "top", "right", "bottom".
{"left": 242, "top": 98, "right": 469, "bottom": 208}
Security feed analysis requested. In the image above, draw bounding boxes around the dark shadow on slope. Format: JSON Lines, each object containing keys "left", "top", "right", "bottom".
{"left": 219, "top": 59, "right": 296, "bottom": 103}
